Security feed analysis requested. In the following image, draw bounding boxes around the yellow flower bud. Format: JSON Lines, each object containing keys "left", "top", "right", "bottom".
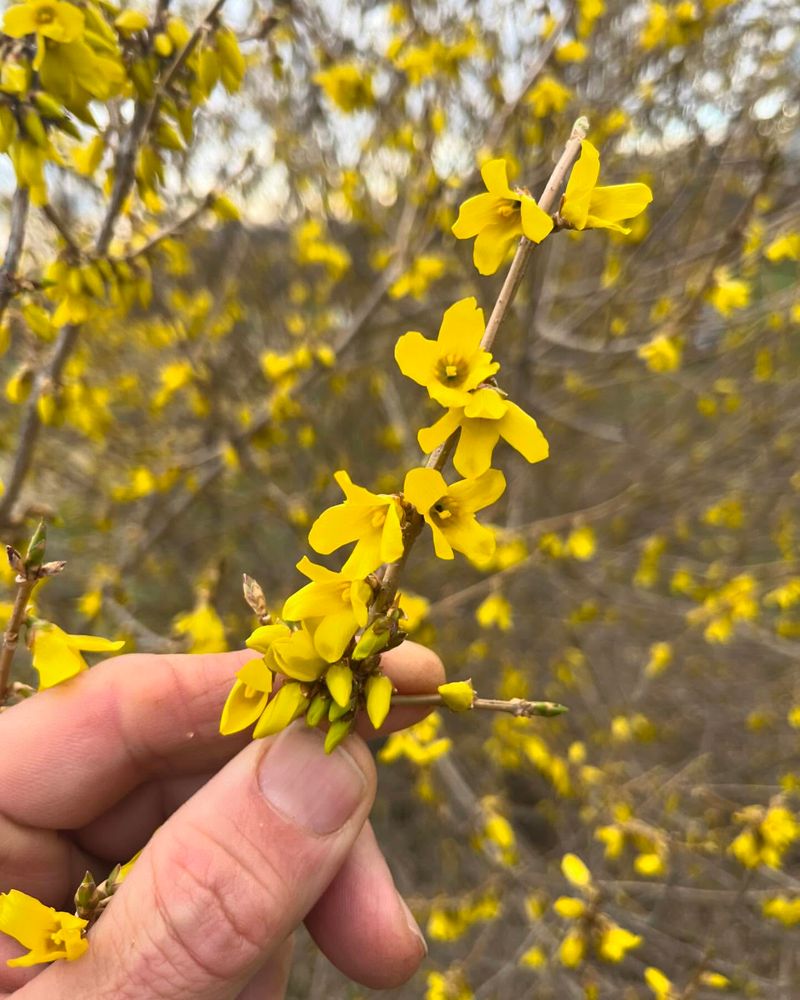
{"left": 365, "top": 673, "right": 394, "bottom": 729}
{"left": 325, "top": 716, "right": 353, "bottom": 754}
{"left": 114, "top": 10, "right": 150, "bottom": 34}
{"left": 561, "top": 853, "right": 592, "bottom": 889}
{"left": 438, "top": 679, "right": 475, "bottom": 712}
{"left": 252, "top": 682, "right": 307, "bottom": 738}
{"left": 325, "top": 662, "right": 353, "bottom": 708}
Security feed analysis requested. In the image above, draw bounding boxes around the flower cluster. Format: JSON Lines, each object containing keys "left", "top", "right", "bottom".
{"left": 219, "top": 134, "right": 653, "bottom": 752}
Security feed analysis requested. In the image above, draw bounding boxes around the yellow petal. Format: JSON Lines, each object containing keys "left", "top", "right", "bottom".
{"left": 520, "top": 195, "right": 554, "bottom": 243}
{"left": 436, "top": 296, "right": 485, "bottom": 355}
{"left": 246, "top": 623, "right": 292, "bottom": 654}
{"left": 272, "top": 626, "right": 327, "bottom": 681}
{"left": 64, "top": 633, "right": 125, "bottom": 654}
{"left": 480, "top": 157, "right": 514, "bottom": 197}
{"left": 446, "top": 468, "right": 506, "bottom": 513}
{"left": 32, "top": 628, "right": 87, "bottom": 689}
{"left": 452, "top": 418, "right": 499, "bottom": 478}
{"left": 418, "top": 408, "right": 462, "bottom": 456}
{"left": 308, "top": 502, "right": 378, "bottom": 555}
{"left": 394, "top": 330, "right": 440, "bottom": 386}
{"left": 236, "top": 657, "right": 274, "bottom": 694}
{"left": 588, "top": 182, "right": 652, "bottom": 224}
{"left": 473, "top": 219, "right": 520, "bottom": 275}
{"left": 403, "top": 467, "right": 448, "bottom": 514}
{"left": 561, "top": 139, "right": 600, "bottom": 229}
{"left": 313, "top": 611, "right": 358, "bottom": 663}
{"left": 498, "top": 401, "right": 549, "bottom": 464}
{"left": 252, "top": 682, "right": 308, "bottom": 738}
{"left": 219, "top": 678, "right": 269, "bottom": 735}
{"left": 452, "top": 192, "right": 503, "bottom": 239}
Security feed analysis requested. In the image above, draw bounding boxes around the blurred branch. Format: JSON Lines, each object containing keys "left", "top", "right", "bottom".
{"left": 0, "top": 187, "right": 30, "bottom": 327}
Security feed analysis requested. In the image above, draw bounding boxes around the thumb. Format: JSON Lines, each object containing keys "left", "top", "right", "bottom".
{"left": 23, "top": 724, "right": 375, "bottom": 1000}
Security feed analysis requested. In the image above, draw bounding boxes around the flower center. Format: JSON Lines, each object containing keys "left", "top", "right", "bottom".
{"left": 371, "top": 508, "right": 387, "bottom": 528}
{"left": 436, "top": 353, "right": 466, "bottom": 385}
{"left": 497, "top": 200, "right": 519, "bottom": 219}
{"left": 431, "top": 499, "right": 454, "bottom": 521}
{"left": 340, "top": 584, "right": 351, "bottom": 603}
{"left": 36, "top": 7, "right": 56, "bottom": 25}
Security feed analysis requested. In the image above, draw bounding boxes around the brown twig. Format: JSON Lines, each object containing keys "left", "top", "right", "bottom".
{"left": 0, "top": 576, "right": 37, "bottom": 701}
{"left": 371, "top": 120, "right": 589, "bottom": 619}
{"left": 0, "top": 186, "right": 31, "bottom": 326}
{"left": 391, "top": 693, "right": 567, "bottom": 718}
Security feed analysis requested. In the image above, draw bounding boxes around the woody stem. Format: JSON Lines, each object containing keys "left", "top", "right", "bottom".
{"left": 391, "top": 693, "right": 568, "bottom": 718}
{"left": 371, "top": 121, "right": 588, "bottom": 620}
{"left": 0, "top": 577, "right": 37, "bottom": 703}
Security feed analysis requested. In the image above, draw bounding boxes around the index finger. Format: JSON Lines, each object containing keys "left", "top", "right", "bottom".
{"left": 0, "top": 641, "right": 444, "bottom": 830}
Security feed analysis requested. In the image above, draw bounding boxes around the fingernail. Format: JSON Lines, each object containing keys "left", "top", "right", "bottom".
{"left": 258, "top": 724, "right": 367, "bottom": 835}
{"left": 398, "top": 894, "right": 428, "bottom": 956}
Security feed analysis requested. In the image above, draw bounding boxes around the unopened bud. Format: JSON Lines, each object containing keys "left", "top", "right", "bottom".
{"left": 74, "top": 871, "right": 98, "bottom": 916}
{"left": 325, "top": 662, "right": 353, "bottom": 708}
{"left": 305, "top": 692, "right": 330, "bottom": 728}
{"left": 352, "top": 618, "right": 392, "bottom": 660}
{"left": 438, "top": 679, "right": 475, "bottom": 713}
{"left": 242, "top": 573, "right": 270, "bottom": 622}
{"left": 328, "top": 698, "right": 351, "bottom": 723}
{"left": 365, "top": 673, "right": 394, "bottom": 729}
{"left": 24, "top": 520, "right": 47, "bottom": 574}
{"left": 324, "top": 716, "right": 353, "bottom": 754}
{"left": 6, "top": 546, "right": 25, "bottom": 578}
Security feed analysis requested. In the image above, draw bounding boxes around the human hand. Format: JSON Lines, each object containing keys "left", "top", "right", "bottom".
{"left": 0, "top": 642, "right": 444, "bottom": 998}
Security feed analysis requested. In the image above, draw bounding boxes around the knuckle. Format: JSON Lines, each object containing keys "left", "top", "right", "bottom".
{"left": 124, "top": 821, "right": 288, "bottom": 993}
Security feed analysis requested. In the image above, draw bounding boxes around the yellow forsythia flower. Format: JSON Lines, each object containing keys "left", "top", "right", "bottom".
{"left": 3, "top": 1, "right": 84, "bottom": 70}
{"left": 452, "top": 158, "right": 553, "bottom": 274}
{"left": 30, "top": 622, "right": 125, "bottom": 689}
{"left": 597, "top": 921, "right": 642, "bottom": 962}
{"left": 561, "top": 852, "right": 592, "bottom": 889}
{"left": 308, "top": 470, "right": 405, "bottom": 578}
{"left": 403, "top": 467, "right": 504, "bottom": 562}
{"left": 0, "top": 889, "right": 88, "bottom": 967}
{"left": 394, "top": 297, "right": 499, "bottom": 408}
{"left": 282, "top": 558, "right": 372, "bottom": 662}
{"left": 313, "top": 63, "right": 373, "bottom": 113}
{"left": 219, "top": 657, "right": 274, "bottom": 735}
{"left": 475, "top": 592, "right": 512, "bottom": 630}
{"left": 418, "top": 386, "right": 548, "bottom": 479}
{"left": 638, "top": 333, "right": 682, "bottom": 372}
{"left": 172, "top": 598, "right": 227, "bottom": 654}
{"left": 645, "top": 966, "right": 676, "bottom": 1000}
{"left": 561, "top": 140, "right": 652, "bottom": 234}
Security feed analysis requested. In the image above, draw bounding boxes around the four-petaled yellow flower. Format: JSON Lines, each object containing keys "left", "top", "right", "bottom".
{"left": 560, "top": 140, "right": 653, "bottom": 234}
{"left": 282, "top": 557, "right": 372, "bottom": 662}
{"left": 30, "top": 621, "right": 125, "bottom": 689}
{"left": 452, "top": 159, "right": 554, "bottom": 274}
{"left": 394, "top": 297, "right": 499, "bottom": 408}
{"left": 308, "top": 470, "right": 405, "bottom": 578}
{"left": 418, "top": 387, "right": 548, "bottom": 478}
{"left": 0, "top": 889, "right": 87, "bottom": 967}
{"left": 3, "top": 1, "right": 85, "bottom": 70}
{"left": 403, "top": 467, "right": 505, "bottom": 561}
{"left": 219, "top": 656, "right": 275, "bottom": 735}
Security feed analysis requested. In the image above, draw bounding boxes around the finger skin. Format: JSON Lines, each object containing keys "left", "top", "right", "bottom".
{"left": 16, "top": 727, "right": 376, "bottom": 1000}
{"left": 234, "top": 936, "right": 293, "bottom": 1000}
{"left": 0, "top": 642, "right": 443, "bottom": 832}
{"left": 305, "top": 821, "right": 426, "bottom": 989}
